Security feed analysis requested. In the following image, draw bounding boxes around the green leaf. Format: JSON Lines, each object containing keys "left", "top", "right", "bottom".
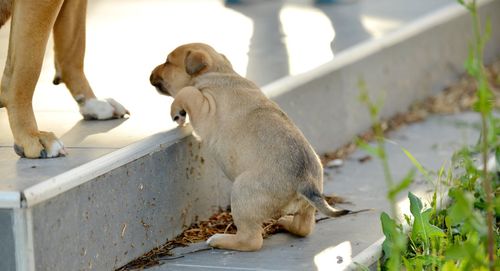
{"left": 380, "top": 205, "right": 406, "bottom": 269}
{"left": 487, "top": 116, "right": 498, "bottom": 148}
{"left": 381, "top": 212, "right": 405, "bottom": 262}
{"left": 351, "top": 262, "right": 370, "bottom": 271}
{"left": 447, "top": 189, "right": 474, "bottom": 225}
{"left": 388, "top": 169, "right": 415, "bottom": 201}
{"left": 473, "top": 78, "right": 493, "bottom": 114}
{"left": 446, "top": 244, "right": 467, "bottom": 260}
{"left": 441, "top": 261, "right": 459, "bottom": 271}
{"left": 445, "top": 232, "right": 489, "bottom": 269}
{"left": 414, "top": 258, "right": 424, "bottom": 271}
{"left": 408, "top": 192, "right": 445, "bottom": 246}
{"left": 457, "top": 0, "right": 473, "bottom": 11}
{"left": 464, "top": 45, "right": 478, "bottom": 77}
{"left": 402, "top": 257, "right": 413, "bottom": 271}
{"left": 416, "top": 254, "right": 442, "bottom": 267}
{"left": 356, "top": 138, "right": 380, "bottom": 158}
{"left": 447, "top": 189, "right": 487, "bottom": 236}
{"left": 495, "top": 146, "right": 500, "bottom": 172}
{"left": 494, "top": 196, "right": 500, "bottom": 217}
{"left": 401, "top": 148, "right": 432, "bottom": 182}
{"left": 381, "top": 212, "right": 396, "bottom": 259}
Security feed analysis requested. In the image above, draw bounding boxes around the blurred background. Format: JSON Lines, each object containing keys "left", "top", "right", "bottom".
{"left": 0, "top": 0, "right": 453, "bottom": 146}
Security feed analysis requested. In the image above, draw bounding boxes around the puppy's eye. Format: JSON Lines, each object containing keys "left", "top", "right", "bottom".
{"left": 180, "top": 110, "right": 186, "bottom": 117}
{"left": 173, "top": 116, "right": 179, "bottom": 121}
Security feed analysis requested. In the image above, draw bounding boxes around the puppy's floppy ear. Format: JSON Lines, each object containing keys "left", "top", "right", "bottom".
{"left": 185, "top": 50, "right": 211, "bottom": 75}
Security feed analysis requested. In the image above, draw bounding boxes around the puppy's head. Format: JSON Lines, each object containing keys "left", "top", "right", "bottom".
{"left": 150, "top": 43, "right": 233, "bottom": 97}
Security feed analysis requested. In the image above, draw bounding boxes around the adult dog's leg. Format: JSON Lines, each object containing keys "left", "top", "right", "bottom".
{"left": 0, "top": 0, "right": 67, "bottom": 158}
{"left": 53, "top": 0, "right": 128, "bottom": 120}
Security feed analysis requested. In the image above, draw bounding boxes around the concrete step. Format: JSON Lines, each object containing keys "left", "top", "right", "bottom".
{"left": 1, "top": 0, "right": 499, "bottom": 270}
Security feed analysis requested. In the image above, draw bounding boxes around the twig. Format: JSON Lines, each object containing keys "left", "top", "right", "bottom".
{"left": 315, "top": 208, "right": 374, "bottom": 223}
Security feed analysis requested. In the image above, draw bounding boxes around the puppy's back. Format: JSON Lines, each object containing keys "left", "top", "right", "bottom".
{"left": 242, "top": 103, "right": 322, "bottom": 181}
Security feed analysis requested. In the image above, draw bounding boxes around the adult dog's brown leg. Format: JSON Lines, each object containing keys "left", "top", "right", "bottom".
{"left": 52, "top": 0, "right": 94, "bottom": 102}
{"left": 0, "top": 0, "right": 67, "bottom": 158}
{"left": 53, "top": 0, "right": 129, "bottom": 120}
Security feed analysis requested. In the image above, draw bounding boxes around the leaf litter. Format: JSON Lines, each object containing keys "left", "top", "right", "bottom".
{"left": 117, "top": 193, "right": 349, "bottom": 270}
{"left": 321, "top": 59, "right": 500, "bottom": 164}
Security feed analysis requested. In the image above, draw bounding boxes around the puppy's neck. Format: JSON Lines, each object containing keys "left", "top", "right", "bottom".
{"left": 194, "top": 72, "right": 258, "bottom": 91}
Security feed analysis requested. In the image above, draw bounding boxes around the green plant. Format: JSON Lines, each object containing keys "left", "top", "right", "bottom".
{"left": 457, "top": 0, "right": 498, "bottom": 269}
{"left": 366, "top": 1, "right": 500, "bottom": 270}
{"left": 357, "top": 80, "right": 414, "bottom": 270}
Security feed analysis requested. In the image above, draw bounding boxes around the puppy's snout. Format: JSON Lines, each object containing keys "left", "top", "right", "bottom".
{"left": 150, "top": 71, "right": 170, "bottom": 96}
{"left": 149, "top": 72, "right": 161, "bottom": 88}
{"left": 151, "top": 79, "right": 162, "bottom": 89}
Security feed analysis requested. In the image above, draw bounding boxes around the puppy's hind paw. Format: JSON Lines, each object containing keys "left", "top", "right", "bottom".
{"left": 206, "top": 233, "right": 263, "bottom": 251}
{"left": 206, "top": 234, "right": 226, "bottom": 249}
{"left": 172, "top": 109, "right": 187, "bottom": 126}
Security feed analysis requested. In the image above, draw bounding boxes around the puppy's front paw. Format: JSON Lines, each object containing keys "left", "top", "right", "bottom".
{"left": 172, "top": 109, "right": 187, "bottom": 126}
{"left": 80, "top": 98, "right": 130, "bottom": 120}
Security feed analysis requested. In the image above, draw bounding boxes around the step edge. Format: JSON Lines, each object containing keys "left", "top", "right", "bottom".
{"left": 21, "top": 125, "right": 193, "bottom": 208}
{"left": 0, "top": 191, "right": 21, "bottom": 208}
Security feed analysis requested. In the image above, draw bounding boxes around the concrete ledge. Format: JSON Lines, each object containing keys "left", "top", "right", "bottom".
{"left": 0, "top": 209, "right": 16, "bottom": 271}
{"left": 2, "top": 126, "right": 232, "bottom": 270}
{"left": 29, "top": 133, "right": 231, "bottom": 270}
{"left": 22, "top": 126, "right": 192, "bottom": 207}
{"left": 0, "top": 192, "right": 20, "bottom": 209}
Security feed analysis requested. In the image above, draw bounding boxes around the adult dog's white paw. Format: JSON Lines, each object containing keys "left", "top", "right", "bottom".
{"left": 80, "top": 98, "right": 129, "bottom": 120}
{"left": 45, "top": 138, "right": 68, "bottom": 158}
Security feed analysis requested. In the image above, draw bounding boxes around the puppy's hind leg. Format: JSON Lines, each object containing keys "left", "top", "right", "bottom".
{"left": 207, "top": 172, "right": 271, "bottom": 251}
{"left": 207, "top": 222, "right": 263, "bottom": 252}
{"left": 278, "top": 204, "right": 316, "bottom": 237}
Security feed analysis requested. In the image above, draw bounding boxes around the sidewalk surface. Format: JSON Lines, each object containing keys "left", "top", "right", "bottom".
{"left": 0, "top": 0, "right": 453, "bottom": 192}
{"left": 145, "top": 111, "right": 481, "bottom": 271}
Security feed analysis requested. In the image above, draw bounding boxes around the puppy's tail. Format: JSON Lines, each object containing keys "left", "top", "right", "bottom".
{"left": 299, "top": 182, "right": 350, "bottom": 217}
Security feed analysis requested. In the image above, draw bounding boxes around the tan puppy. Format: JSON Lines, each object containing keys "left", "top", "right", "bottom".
{"left": 0, "top": 0, "right": 128, "bottom": 159}
{"left": 150, "top": 43, "right": 349, "bottom": 251}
